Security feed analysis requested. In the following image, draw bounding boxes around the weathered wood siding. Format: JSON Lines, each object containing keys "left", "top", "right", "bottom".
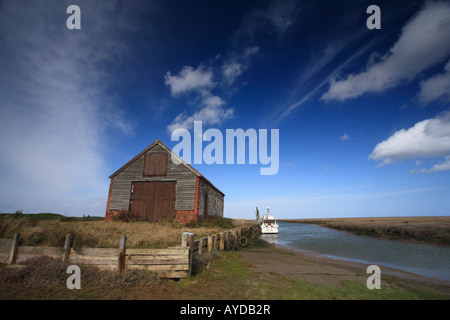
{"left": 109, "top": 144, "right": 197, "bottom": 212}
{"left": 126, "top": 247, "right": 190, "bottom": 278}
{"left": 0, "top": 239, "right": 12, "bottom": 263}
{"left": 16, "top": 246, "right": 64, "bottom": 264}
{"left": 198, "top": 178, "right": 224, "bottom": 218}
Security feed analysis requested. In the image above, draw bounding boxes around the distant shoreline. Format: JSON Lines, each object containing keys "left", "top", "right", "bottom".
{"left": 277, "top": 216, "right": 450, "bottom": 247}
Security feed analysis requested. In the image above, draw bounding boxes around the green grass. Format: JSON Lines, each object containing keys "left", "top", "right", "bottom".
{"left": 0, "top": 222, "right": 446, "bottom": 300}
{"left": 187, "top": 216, "right": 235, "bottom": 229}
{"left": 0, "top": 242, "right": 446, "bottom": 300}
{"left": 173, "top": 240, "right": 446, "bottom": 300}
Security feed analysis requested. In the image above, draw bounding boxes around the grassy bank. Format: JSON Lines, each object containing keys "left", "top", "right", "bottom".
{"left": 0, "top": 238, "right": 447, "bottom": 300}
{"left": 1, "top": 214, "right": 448, "bottom": 300}
{"left": 173, "top": 239, "right": 447, "bottom": 300}
{"left": 281, "top": 216, "right": 450, "bottom": 246}
{"left": 0, "top": 213, "right": 235, "bottom": 249}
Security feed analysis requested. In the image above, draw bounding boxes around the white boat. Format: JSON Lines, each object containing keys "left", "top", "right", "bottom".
{"left": 257, "top": 207, "right": 279, "bottom": 234}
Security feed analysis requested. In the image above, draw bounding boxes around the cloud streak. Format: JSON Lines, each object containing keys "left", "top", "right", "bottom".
{"left": 321, "top": 1, "right": 450, "bottom": 102}
{"left": 0, "top": 1, "right": 136, "bottom": 215}
{"left": 418, "top": 60, "right": 450, "bottom": 104}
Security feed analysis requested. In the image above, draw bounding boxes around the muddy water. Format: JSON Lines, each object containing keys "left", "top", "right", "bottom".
{"left": 260, "top": 221, "right": 450, "bottom": 281}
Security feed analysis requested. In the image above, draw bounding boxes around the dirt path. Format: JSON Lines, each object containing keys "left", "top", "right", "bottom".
{"left": 239, "top": 241, "right": 450, "bottom": 297}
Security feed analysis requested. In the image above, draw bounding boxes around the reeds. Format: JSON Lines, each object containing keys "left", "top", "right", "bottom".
{"left": 283, "top": 216, "right": 450, "bottom": 246}
{"left": 0, "top": 215, "right": 234, "bottom": 249}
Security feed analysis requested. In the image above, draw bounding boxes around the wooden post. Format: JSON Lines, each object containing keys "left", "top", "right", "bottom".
{"left": 182, "top": 232, "right": 194, "bottom": 247}
{"left": 118, "top": 235, "right": 126, "bottom": 272}
{"left": 8, "top": 232, "right": 20, "bottom": 266}
{"left": 186, "top": 233, "right": 194, "bottom": 278}
{"left": 224, "top": 231, "right": 229, "bottom": 250}
{"left": 182, "top": 233, "right": 187, "bottom": 247}
{"left": 213, "top": 234, "right": 218, "bottom": 250}
{"left": 198, "top": 238, "right": 203, "bottom": 255}
{"left": 207, "top": 235, "right": 213, "bottom": 253}
{"left": 181, "top": 232, "right": 195, "bottom": 278}
{"left": 219, "top": 232, "right": 224, "bottom": 251}
{"left": 62, "top": 233, "right": 72, "bottom": 262}
{"left": 181, "top": 232, "right": 193, "bottom": 247}
{"left": 231, "top": 230, "right": 237, "bottom": 249}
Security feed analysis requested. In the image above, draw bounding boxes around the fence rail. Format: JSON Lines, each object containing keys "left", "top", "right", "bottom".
{"left": 0, "top": 225, "right": 258, "bottom": 279}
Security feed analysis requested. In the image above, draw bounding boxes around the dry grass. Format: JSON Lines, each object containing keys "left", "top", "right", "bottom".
{"left": 0, "top": 256, "right": 160, "bottom": 290}
{"left": 0, "top": 215, "right": 235, "bottom": 249}
{"left": 282, "top": 216, "right": 450, "bottom": 246}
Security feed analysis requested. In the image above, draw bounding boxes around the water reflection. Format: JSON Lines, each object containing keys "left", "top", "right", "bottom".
{"left": 260, "top": 233, "right": 279, "bottom": 246}
{"left": 261, "top": 222, "right": 450, "bottom": 281}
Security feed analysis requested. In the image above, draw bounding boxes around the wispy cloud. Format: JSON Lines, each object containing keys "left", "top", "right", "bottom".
{"left": 321, "top": 1, "right": 450, "bottom": 102}
{"left": 418, "top": 59, "right": 450, "bottom": 104}
{"left": 411, "top": 156, "right": 450, "bottom": 174}
{"left": 221, "top": 47, "right": 259, "bottom": 86}
{"left": 271, "top": 44, "right": 370, "bottom": 124}
{"left": 0, "top": 1, "right": 136, "bottom": 215}
{"left": 232, "top": 0, "right": 298, "bottom": 46}
{"left": 165, "top": 0, "right": 298, "bottom": 133}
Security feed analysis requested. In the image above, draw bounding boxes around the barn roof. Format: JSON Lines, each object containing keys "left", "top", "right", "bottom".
{"left": 109, "top": 139, "right": 225, "bottom": 196}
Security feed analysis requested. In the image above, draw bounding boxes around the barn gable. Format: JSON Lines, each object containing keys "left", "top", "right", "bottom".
{"left": 105, "top": 140, "right": 224, "bottom": 223}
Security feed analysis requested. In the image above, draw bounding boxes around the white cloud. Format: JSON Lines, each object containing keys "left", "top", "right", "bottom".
{"left": 221, "top": 46, "right": 259, "bottom": 86}
{"left": 222, "top": 61, "right": 244, "bottom": 86}
{"left": 165, "top": 48, "right": 259, "bottom": 133}
{"left": 369, "top": 111, "right": 450, "bottom": 170}
{"left": 411, "top": 156, "right": 450, "bottom": 174}
{"left": 166, "top": 1, "right": 297, "bottom": 132}
{"left": 0, "top": 1, "right": 136, "bottom": 216}
{"left": 164, "top": 65, "right": 215, "bottom": 96}
{"left": 418, "top": 60, "right": 450, "bottom": 104}
{"left": 167, "top": 92, "right": 234, "bottom": 132}
{"left": 340, "top": 133, "right": 350, "bottom": 141}
{"left": 322, "top": 1, "right": 450, "bottom": 102}
{"left": 164, "top": 46, "right": 256, "bottom": 132}
{"left": 164, "top": 62, "right": 235, "bottom": 132}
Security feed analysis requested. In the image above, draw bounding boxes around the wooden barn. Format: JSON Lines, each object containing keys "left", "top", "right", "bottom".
{"left": 105, "top": 140, "right": 225, "bottom": 223}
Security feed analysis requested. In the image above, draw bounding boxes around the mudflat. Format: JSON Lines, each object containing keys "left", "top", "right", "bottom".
{"left": 239, "top": 240, "right": 450, "bottom": 298}
{"left": 280, "top": 216, "right": 450, "bottom": 246}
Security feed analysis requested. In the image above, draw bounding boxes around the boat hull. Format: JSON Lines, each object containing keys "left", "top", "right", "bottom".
{"left": 261, "top": 227, "right": 279, "bottom": 234}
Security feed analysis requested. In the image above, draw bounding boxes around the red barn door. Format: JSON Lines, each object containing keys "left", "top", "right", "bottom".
{"left": 130, "top": 181, "right": 176, "bottom": 221}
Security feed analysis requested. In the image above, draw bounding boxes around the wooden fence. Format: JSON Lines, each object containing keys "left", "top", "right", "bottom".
{"left": 0, "top": 225, "right": 257, "bottom": 279}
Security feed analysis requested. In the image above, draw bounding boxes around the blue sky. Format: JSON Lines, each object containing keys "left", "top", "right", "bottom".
{"left": 0, "top": 0, "right": 449, "bottom": 219}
